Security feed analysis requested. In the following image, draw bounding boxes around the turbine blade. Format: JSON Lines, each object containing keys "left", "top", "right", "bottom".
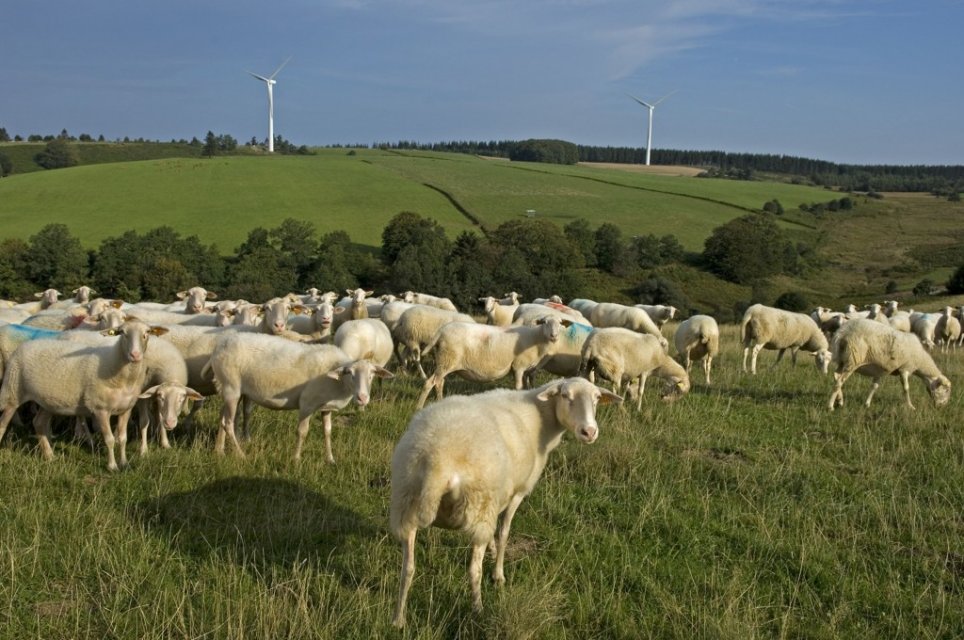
{"left": 626, "top": 93, "right": 654, "bottom": 109}
{"left": 269, "top": 57, "right": 291, "bottom": 79}
{"left": 247, "top": 71, "right": 271, "bottom": 82}
{"left": 652, "top": 90, "right": 678, "bottom": 106}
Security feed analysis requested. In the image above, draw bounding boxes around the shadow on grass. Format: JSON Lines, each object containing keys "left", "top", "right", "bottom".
{"left": 134, "top": 476, "right": 377, "bottom": 586}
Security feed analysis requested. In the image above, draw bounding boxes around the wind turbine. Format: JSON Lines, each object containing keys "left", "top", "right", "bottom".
{"left": 247, "top": 57, "right": 290, "bottom": 153}
{"left": 627, "top": 91, "right": 676, "bottom": 166}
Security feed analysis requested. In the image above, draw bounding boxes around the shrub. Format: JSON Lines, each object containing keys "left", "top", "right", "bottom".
{"left": 947, "top": 265, "right": 964, "bottom": 295}
{"left": 774, "top": 291, "right": 810, "bottom": 312}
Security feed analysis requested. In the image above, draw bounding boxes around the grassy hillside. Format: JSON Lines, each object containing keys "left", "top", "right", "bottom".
{"left": 1, "top": 147, "right": 962, "bottom": 306}
{"left": 1, "top": 327, "right": 961, "bottom": 639}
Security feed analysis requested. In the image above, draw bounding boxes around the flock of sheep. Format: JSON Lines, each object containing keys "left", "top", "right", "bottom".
{"left": 0, "top": 285, "right": 957, "bottom": 626}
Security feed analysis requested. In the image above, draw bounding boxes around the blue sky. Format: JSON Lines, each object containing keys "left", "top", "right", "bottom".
{"left": 2, "top": 0, "right": 961, "bottom": 165}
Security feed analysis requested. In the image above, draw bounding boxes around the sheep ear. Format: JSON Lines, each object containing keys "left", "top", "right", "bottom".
{"left": 110, "top": 299, "right": 124, "bottom": 309}
{"left": 345, "top": 289, "right": 353, "bottom": 296}
{"left": 536, "top": 383, "right": 562, "bottom": 401}
{"left": 597, "top": 388, "right": 623, "bottom": 405}
{"left": 34, "top": 292, "right": 43, "bottom": 299}
{"left": 205, "top": 291, "right": 217, "bottom": 299}
{"left": 560, "top": 318, "right": 573, "bottom": 327}
{"left": 149, "top": 326, "right": 169, "bottom": 337}
{"left": 71, "top": 288, "right": 79, "bottom": 294}
{"left": 333, "top": 306, "right": 346, "bottom": 315}
{"left": 327, "top": 366, "right": 349, "bottom": 380}
{"left": 139, "top": 385, "right": 162, "bottom": 399}
{"left": 365, "top": 290, "right": 374, "bottom": 296}
{"left": 176, "top": 291, "right": 188, "bottom": 299}
{"left": 373, "top": 366, "right": 394, "bottom": 380}
{"left": 185, "top": 387, "right": 205, "bottom": 401}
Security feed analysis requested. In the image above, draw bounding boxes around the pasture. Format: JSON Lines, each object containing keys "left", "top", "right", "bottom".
{"left": 0, "top": 147, "right": 838, "bottom": 252}
{"left": 1, "top": 323, "right": 961, "bottom": 639}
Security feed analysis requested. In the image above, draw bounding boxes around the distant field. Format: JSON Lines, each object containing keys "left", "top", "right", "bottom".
{"left": 1, "top": 147, "right": 962, "bottom": 303}
{"left": 0, "top": 148, "right": 834, "bottom": 253}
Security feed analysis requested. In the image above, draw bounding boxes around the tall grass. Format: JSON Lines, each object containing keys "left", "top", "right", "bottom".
{"left": 1, "top": 327, "right": 962, "bottom": 638}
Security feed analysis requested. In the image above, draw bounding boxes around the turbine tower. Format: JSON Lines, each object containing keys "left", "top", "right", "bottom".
{"left": 247, "top": 58, "right": 290, "bottom": 153}
{"left": 628, "top": 91, "right": 676, "bottom": 166}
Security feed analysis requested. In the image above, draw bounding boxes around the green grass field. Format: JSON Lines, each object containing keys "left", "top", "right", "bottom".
{"left": 0, "top": 147, "right": 837, "bottom": 253}
{"left": 1, "top": 326, "right": 961, "bottom": 639}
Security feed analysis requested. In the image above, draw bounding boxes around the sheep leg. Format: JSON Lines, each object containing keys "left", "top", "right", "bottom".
{"left": 157, "top": 406, "right": 172, "bottom": 450}
{"left": 114, "top": 408, "right": 132, "bottom": 469}
{"left": 772, "top": 348, "right": 787, "bottom": 368}
{"left": 742, "top": 346, "right": 749, "bottom": 372}
{"left": 493, "top": 494, "right": 525, "bottom": 586}
{"left": 321, "top": 411, "right": 335, "bottom": 464}
{"left": 216, "top": 390, "right": 245, "bottom": 457}
{"left": 469, "top": 541, "right": 488, "bottom": 612}
{"left": 0, "top": 405, "right": 18, "bottom": 445}
{"left": 416, "top": 375, "right": 436, "bottom": 410}
{"left": 683, "top": 348, "right": 692, "bottom": 371}
{"left": 751, "top": 344, "right": 764, "bottom": 375}
{"left": 864, "top": 378, "right": 882, "bottom": 407}
{"left": 239, "top": 396, "right": 254, "bottom": 441}
{"left": 636, "top": 375, "right": 648, "bottom": 411}
{"left": 900, "top": 371, "right": 916, "bottom": 409}
{"left": 137, "top": 401, "right": 151, "bottom": 457}
{"left": 293, "top": 412, "right": 312, "bottom": 463}
{"left": 828, "top": 369, "right": 855, "bottom": 411}
{"left": 790, "top": 347, "right": 800, "bottom": 366}
{"left": 93, "top": 411, "right": 119, "bottom": 472}
{"left": 392, "top": 528, "right": 417, "bottom": 628}
{"left": 31, "top": 409, "right": 55, "bottom": 461}
{"left": 704, "top": 356, "right": 712, "bottom": 385}
{"left": 73, "top": 417, "right": 94, "bottom": 450}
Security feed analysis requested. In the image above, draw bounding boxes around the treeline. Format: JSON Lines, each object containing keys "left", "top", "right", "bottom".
{"left": 373, "top": 139, "right": 964, "bottom": 194}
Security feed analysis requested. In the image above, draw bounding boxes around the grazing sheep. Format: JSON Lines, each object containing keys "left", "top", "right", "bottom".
{"left": 674, "top": 315, "right": 720, "bottom": 385}
{"left": 134, "top": 337, "right": 200, "bottom": 455}
{"left": 333, "top": 318, "right": 394, "bottom": 368}
{"left": 378, "top": 300, "right": 416, "bottom": 334}
{"left": 401, "top": 291, "right": 458, "bottom": 312}
{"left": 205, "top": 333, "right": 393, "bottom": 462}
{"left": 528, "top": 322, "right": 595, "bottom": 382}
{"left": 589, "top": 302, "right": 667, "bottom": 346}
{"left": 634, "top": 304, "right": 678, "bottom": 328}
{"left": 416, "top": 317, "right": 570, "bottom": 408}
{"left": 391, "top": 306, "right": 475, "bottom": 378}
{"left": 389, "top": 377, "right": 622, "bottom": 627}
{"left": 567, "top": 298, "right": 599, "bottom": 319}
{"left": 479, "top": 296, "right": 519, "bottom": 327}
{"left": 935, "top": 307, "right": 962, "bottom": 352}
{"left": 811, "top": 307, "right": 848, "bottom": 337}
{"left": 581, "top": 327, "right": 690, "bottom": 409}
{"left": 828, "top": 318, "right": 952, "bottom": 410}
{"left": 740, "top": 304, "right": 831, "bottom": 375}
{"left": 512, "top": 302, "right": 592, "bottom": 327}
{"left": 0, "top": 319, "right": 168, "bottom": 471}
{"left": 910, "top": 312, "right": 941, "bottom": 349}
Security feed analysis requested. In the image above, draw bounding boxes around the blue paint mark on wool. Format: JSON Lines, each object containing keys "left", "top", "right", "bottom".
{"left": 6, "top": 324, "right": 62, "bottom": 342}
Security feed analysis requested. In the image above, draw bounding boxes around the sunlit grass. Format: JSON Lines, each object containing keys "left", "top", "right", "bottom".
{"left": 0, "top": 325, "right": 961, "bottom": 638}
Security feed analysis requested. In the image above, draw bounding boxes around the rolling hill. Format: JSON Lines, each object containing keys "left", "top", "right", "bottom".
{"left": 0, "top": 146, "right": 962, "bottom": 306}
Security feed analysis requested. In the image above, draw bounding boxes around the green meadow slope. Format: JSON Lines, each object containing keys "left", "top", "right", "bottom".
{"left": 1, "top": 146, "right": 962, "bottom": 304}
{"left": 0, "top": 148, "right": 832, "bottom": 252}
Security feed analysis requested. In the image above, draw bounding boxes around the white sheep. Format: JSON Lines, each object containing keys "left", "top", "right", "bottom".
{"left": 416, "top": 317, "right": 570, "bottom": 409}
{"left": 674, "top": 315, "right": 720, "bottom": 385}
{"left": 287, "top": 301, "right": 335, "bottom": 340}
{"left": 567, "top": 298, "right": 599, "bottom": 319}
{"left": 935, "top": 307, "right": 962, "bottom": 352}
{"left": 333, "top": 318, "right": 394, "bottom": 368}
{"left": 401, "top": 291, "right": 458, "bottom": 312}
{"left": 12, "top": 289, "right": 62, "bottom": 314}
{"left": 740, "top": 304, "right": 831, "bottom": 375}
{"left": 634, "top": 304, "right": 678, "bottom": 328}
{"left": 811, "top": 307, "right": 848, "bottom": 337}
{"left": 176, "top": 286, "right": 218, "bottom": 314}
{"left": 888, "top": 310, "right": 913, "bottom": 333}
{"left": 479, "top": 295, "right": 519, "bottom": 327}
{"left": 828, "top": 318, "right": 952, "bottom": 410}
{"left": 580, "top": 327, "right": 690, "bottom": 409}
{"left": 205, "top": 333, "right": 393, "bottom": 462}
{"left": 389, "top": 377, "right": 622, "bottom": 627}
{"left": 512, "top": 302, "right": 592, "bottom": 327}
{"left": 0, "top": 319, "right": 168, "bottom": 471}
{"left": 391, "top": 306, "right": 476, "bottom": 378}
{"left": 530, "top": 295, "right": 562, "bottom": 305}
{"left": 910, "top": 312, "right": 941, "bottom": 349}
{"left": 527, "top": 321, "right": 595, "bottom": 382}
{"left": 589, "top": 302, "right": 667, "bottom": 347}
{"left": 378, "top": 299, "right": 415, "bottom": 334}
